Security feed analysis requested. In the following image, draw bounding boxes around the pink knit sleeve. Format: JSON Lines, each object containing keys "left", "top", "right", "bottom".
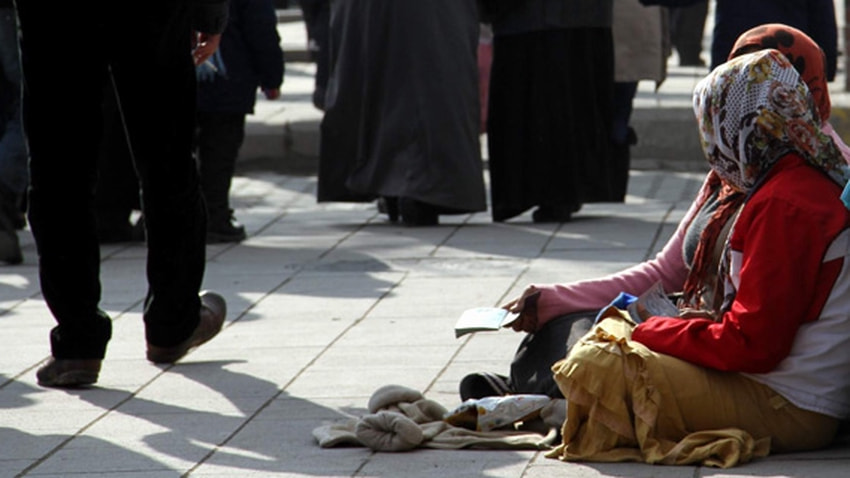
{"left": 531, "top": 173, "right": 715, "bottom": 325}
{"left": 822, "top": 121, "right": 850, "bottom": 165}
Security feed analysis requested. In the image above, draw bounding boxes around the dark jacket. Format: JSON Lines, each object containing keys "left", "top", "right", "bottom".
{"left": 711, "top": 0, "right": 837, "bottom": 80}
{"left": 485, "top": 0, "right": 613, "bottom": 36}
{"left": 197, "top": 0, "right": 284, "bottom": 113}
{"left": 193, "top": 0, "right": 231, "bottom": 34}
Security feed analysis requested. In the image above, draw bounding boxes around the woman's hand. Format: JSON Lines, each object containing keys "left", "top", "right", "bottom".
{"left": 501, "top": 286, "right": 542, "bottom": 333}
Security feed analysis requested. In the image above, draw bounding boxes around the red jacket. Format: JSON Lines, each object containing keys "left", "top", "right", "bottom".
{"left": 632, "top": 154, "right": 850, "bottom": 417}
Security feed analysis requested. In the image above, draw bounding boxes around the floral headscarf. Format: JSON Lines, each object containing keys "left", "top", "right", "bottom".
{"left": 729, "top": 24, "right": 831, "bottom": 121}
{"left": 693, "top": 49, "right": 848, "bottom": 193}
{"left": 683, "top": 49, "right": 850, "bottom": 313}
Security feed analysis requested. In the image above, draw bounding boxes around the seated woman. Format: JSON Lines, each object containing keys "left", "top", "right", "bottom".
{"left": 552, "top": 49, "right": 850, "bottom": 466}
{"left": 459, "top": 23, "right": 850, "bottom": 402}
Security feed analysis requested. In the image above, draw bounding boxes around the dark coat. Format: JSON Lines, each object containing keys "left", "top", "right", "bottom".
{"left": 710, "top": 0, "right": 837, "bottom": 80}
{"left": 317, "top": 0, "right": 487, "bottom": 212}
{"left": 192, "top": 0, "right": 231, "bottom": 34}
{"left": 486, "top": 0, "right": 613, "bottom": 36}
{"left": 197, "top": 0, "right": 284, "bottom": 114}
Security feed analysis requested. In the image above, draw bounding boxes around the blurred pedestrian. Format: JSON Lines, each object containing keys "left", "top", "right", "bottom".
{"left": 318, "top": 0, "right": 486, "bottom": 226}
{"left": 196, "top": 0, "right": 284, "bottom": 243}
{"left": 16, "top": 0, "right": 229, "bottom": 388}
{"left": 0, "top": 1, "right": 24, "bottom": 264}
{"left": 606, "top": 0, "right": 669, "bottom": 203}
{"left": 670, "top": 0, "right": 708, "bottom": 66}
{"left": 299, "top": 0, "right": 330, "bottom": 110}
{"left": 484, "top": 0, "right": 614, "bottom": 222}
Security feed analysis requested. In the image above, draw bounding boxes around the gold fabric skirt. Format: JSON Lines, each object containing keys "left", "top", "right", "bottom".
{"left": 548, "top": 307, "right": 838, "bottom": 468}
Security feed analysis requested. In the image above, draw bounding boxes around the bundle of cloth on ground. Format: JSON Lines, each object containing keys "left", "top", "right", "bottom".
{"left": 312, "top": 384, "right": 561, "bottom": 451}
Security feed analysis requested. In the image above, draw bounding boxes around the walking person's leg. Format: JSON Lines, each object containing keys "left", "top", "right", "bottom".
{"left": 107, "top": 2, "right": 225, "bottom": 363}
{"left": 671, "top": 0, "right": 708, "bottom": 66}
{"left": 94, "top": 81, "right": 144, "bottom": 244}
{"left": 0, "top": 7, "right": 26, "bottom": 263}
{"left": 17, "top": 2, "right": 112, "bottom": 385}
{"left": 197, "top": 111, "right": 247, "bottom": 243}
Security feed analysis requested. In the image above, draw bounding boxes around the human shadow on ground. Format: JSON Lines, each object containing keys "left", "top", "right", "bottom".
{"left": 65, "top": 361, "right": 533, "bottom": 476}
{"left": 0, "top": 376, "right": 179, "bottom": 475}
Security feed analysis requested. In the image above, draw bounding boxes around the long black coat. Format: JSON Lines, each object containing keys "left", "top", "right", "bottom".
{"left": 317, "top": 0, "right": 487, "bottom": 213}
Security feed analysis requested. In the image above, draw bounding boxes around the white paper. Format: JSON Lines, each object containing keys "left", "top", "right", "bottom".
{"left": 627, "top": 282, "right": 679, "bottom": 322}
{"left": 454, "top": 307, "right": 517, "bottom": 338}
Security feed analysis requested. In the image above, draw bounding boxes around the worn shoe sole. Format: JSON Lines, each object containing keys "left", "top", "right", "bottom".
{"left": 38, "top": 370, "right": 99, "bottom": 388}
{"left": 36, "top": 359, "right": 101, "bottom": 388}
{"left": 146, "top": 291, "right": 226, "bottom": 364}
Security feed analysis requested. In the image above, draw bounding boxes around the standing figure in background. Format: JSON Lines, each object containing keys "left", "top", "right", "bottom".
{"left": 196, "top": 0, "right": 284, "bottom": 243}
{"left": 318, "top": 0, "right": 486, "bottom": 226}
{"left": 710, "top": 0, "right": 837, "bottom": 80}
{"left": 17, "top": 0, "right": 229, "bottom": 387}
{"left": 484, "top": 0, "right": 615, "bottom": 223}
{"left": 669, "top": 0, "right": 708, "bottom": 66}
{"left": 607, "top": 0, "right": 669, "bottom": 203}
{"left": 0, "top": 1, "right": 25, "bottom": 264}
{"left": 299, "top": 0, "right": 330, "bottom": 110}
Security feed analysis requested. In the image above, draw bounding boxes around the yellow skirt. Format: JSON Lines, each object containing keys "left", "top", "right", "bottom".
{"left": 548, "top": 307, "right": 838, "bottom": 468}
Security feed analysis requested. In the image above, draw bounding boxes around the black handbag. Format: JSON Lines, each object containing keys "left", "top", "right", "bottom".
{"left": 509, "top": 311, "right": 595, "bottom": 398}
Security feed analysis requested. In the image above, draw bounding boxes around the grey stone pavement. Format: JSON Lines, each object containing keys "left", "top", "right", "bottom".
{"left": 3, "top": 8, "right": 850, "bottom": 478}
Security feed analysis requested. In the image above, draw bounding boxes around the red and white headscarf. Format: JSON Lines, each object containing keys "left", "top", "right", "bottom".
{"left": 693, "top": 49, "right": 848, "bottom": 193}
{"left": 683, "top": 49, "right": 850, "bottom": 312}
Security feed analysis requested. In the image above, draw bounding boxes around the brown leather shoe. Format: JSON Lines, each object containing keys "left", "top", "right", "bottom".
{"left": 36, "top": 358, "right": 102, "bottom": 388}
{"left": 146, "top": 291, "right": 226, "bottom": 364}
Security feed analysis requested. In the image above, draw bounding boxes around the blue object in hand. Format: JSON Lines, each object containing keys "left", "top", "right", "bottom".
{"left": 593, "top": 292, "right": 638, "bottom": 325}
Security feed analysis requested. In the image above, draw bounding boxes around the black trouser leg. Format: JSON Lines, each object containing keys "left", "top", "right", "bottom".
{"left": 20, "top": 1, "right": 206, "bottom": 352}
{"left": 95, "top": 82, "right": 142, "bottom": 239}
{"left": 108, "top": 4, "right": 207, "bottom": 347}
{"left": 17, "top": 3, "right": 112, "bottom": 358}
{"left": 196, "top": 111, "right": 245, "bottom": 226}
{"left": 671, "top": 0, "right": 708, "bottom": 65}
{"left": 609, "top": 81, "right": 638, "bottom": 202}
{"left": 301, "top": 0, "right": 330, "bottom": 109}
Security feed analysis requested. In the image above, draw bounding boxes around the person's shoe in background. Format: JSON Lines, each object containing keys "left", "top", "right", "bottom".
{"left": 532, "top": 205, "right": 573, "bottom": 224}
{"left": 207, "top": 210, "right": 246, "bottom": 243}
